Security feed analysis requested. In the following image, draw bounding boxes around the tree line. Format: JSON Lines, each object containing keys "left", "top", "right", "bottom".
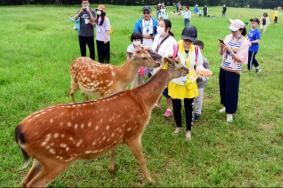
{"left": 1, "top": 0, "right": 282, "bottom": 9}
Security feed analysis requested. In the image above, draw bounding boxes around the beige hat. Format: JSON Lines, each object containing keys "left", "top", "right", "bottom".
{"left": 97, "top": 4, "right": 106, "bottom": 12}
{"left": 228, "top": 19, "right": 245, "bottom": 31}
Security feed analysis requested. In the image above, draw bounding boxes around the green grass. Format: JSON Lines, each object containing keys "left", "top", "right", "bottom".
{"left": 0, "top": 5, "right": 283, "bottom": 187}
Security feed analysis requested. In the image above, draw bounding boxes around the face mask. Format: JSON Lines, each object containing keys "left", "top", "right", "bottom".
{"left": 97, "top": 10, "right": 102, "bottom": 15}
{"left": 157, "top": 26, "right": 165, "bottom": 35}
{"left": 133, "top": 40, "right": 141, "bottom": 47}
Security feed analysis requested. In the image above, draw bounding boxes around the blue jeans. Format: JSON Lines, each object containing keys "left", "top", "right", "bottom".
{"left": 184, "top": 19, "right": 190, "bottom": 27}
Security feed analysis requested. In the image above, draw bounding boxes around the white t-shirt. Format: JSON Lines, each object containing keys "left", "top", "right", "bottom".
{"left": 96, "top": 17, "right": 111, "bottom": 42}
{"left": 151, "top": 34, "right": 177, "bottom": 74}
{"left": 142, "top": 19, "right": 154, "bottom": 47}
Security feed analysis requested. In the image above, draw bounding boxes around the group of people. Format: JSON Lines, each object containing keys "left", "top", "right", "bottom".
{"left": 72, "top": 2, "right": 278, "bottom": 141}
{"left": 73, "top": 0, "right": 111, "bottom": 63}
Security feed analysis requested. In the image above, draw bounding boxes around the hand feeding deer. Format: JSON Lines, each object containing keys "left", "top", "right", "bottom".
{"left": 15, "top": 57, "right": 189, "bottom": 187}
{"left": 69, "top": 48, "right": 161, "bottom": 101}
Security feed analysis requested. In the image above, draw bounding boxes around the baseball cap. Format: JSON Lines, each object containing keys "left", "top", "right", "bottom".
{"left": 143, "top": 6, "right": 151, "bottom": 12}
{"left": 250, "top": 18, "right": 260, "bottom": 24}
{"left": 228, "top": 19, "right": 245, "bottom": 31}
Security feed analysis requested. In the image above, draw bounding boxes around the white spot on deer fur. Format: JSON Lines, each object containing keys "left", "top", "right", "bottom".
{"left": 127, "top": 128, "right": 131, "bottom": 132}
{"left": 107, "top": 138, "right": 110, "bottom": 142}
{"left": 102, "top": 136, "right": 106, "bottom": 141}
{"left": 111, "top": 71, "right": 116, "bottom": 77}
{"left": 53, "top": 133, "right": 59, "bottom": 138}
{"left": 76, "top": 139, "right": 83, "bottom": 147}
{"left": 111, "top": 133, "right": 115, "bottom": 137}
{"left": 106, "top": 125, "right": 110, "bottom": 130}
{"left": 59, "top": 122, "right": 64, "bottom": 127}
{"left": 41, "top": 141, "right": 47, "bottom": 147}
{"left": 92, "top": 141, "right": 96, "bottom": 146}
{"left": 67, "top": 122, "right": 72, "bottom": 127}
{"left": 85, "top": 150, "right": 92, "bottom": 154}
{"left": 87, "top": 122, "right": 92, "bottom": 127}
{"left": 74, "top": 124, "right": 78, "bottom": 129}
{"left": 69, "top": 137, "right": 74, "bottom": 141}
{"left": 66, "top": 147, "right": 70, "bottom": 152}
{"left": 49, "top": 119, "right": 54, "bottom": 123}
{"left": 81, "top": 123, "right": 85, "bottom": 129}
{"left": 49, "top": 148, "right": 56, "bottom": 154}
{"left": 61, "top": 134, "right": 65, "bottom": 138}
{"left": 95, "top": 126, "right": 99, "bottom": 130}
{"left": 60, "top": 143, "right": 67, "bottom": 148}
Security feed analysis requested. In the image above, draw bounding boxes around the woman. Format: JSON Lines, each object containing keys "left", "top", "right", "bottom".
{"left": 74, "top": 0, "right": 96, "bottom": 60}
{"left": 260, "top": 12, "right": 270, "bottom": 33}
{"left": 169, "top": 26, "right": 207, "bottom": 140}
{"left": 151, "top": 19, "right": 177, "bottom": 118}
{"left": 219, "top": 19, "right": 250, "bottom": 123}
{"left": 96, "top": 4, "right": 111, "bottom": 63}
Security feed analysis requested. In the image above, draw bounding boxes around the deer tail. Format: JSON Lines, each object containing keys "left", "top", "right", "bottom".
{"left": 15, "top": 125, "right": 30, "bottom": 171}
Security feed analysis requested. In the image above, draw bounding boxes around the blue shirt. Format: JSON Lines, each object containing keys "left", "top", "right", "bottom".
{"left": 248, "top": 29, "right": 260, "bottom": 52}
{"left": 133, "top": 17, "right": 158, "bottom": 35}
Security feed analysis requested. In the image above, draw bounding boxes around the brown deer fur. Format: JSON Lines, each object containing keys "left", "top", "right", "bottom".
{"left": 15, "top": 57, "right": 189, "bottom": 187}
{"left": 69, "top": 48, "right": 161, "bottom": 101}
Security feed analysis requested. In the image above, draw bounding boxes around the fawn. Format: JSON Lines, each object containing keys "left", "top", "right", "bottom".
{"left": 15, "top": 57, "right": 189, "bottom": 187}
{"left": 69, "top": 48, "right": 161, "bottom": 101}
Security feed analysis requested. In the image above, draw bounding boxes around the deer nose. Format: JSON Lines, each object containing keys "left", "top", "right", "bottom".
{"left": 155, "top": 62, "right": 161, "bottom": 67}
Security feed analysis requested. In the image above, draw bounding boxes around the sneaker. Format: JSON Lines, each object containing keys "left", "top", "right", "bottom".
{"left": 163, "top": 108, "right": 173, "bottom": 118}
{"left": 227, "top": 114, "right": 233, "bottom": 123}
{"left": 256, "top": 67, "right": 262, "bottom": 73}
{"left": 193, "top": 113, "right": 201, "bottom": 122}
{"left": 173, "top": 127, "right": 181, "bottom": 135}
{"left": 185, "top": 131, "right": 192, "bottom": 141}
{"left": 218, "top": 107, "right": 226, "bottom": 113}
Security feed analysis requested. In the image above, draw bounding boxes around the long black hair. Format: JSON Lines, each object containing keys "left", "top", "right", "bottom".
{"left": 96, "top": 11, "right": 106, "bottom": 26}
{"left": 160, "top": 18, "right": 174, "bottom": 37}
{"left": 240, "top": 27, "right": 247, "bottom": 36}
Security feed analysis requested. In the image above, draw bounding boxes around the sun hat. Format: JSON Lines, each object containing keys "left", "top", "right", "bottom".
{"left": 228, "top": 19, "right": 245, "bottom": 31}
{"left": 97, "top": 4, "right": 106, "bottom": 12}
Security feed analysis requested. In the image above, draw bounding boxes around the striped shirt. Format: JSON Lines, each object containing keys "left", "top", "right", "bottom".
{"left": 221, "top": 34, "right": 250, "bottom": 73}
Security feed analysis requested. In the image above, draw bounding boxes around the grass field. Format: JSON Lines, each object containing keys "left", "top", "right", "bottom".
{"left": 0, "top": 4, "right": 283, "bottom": 187}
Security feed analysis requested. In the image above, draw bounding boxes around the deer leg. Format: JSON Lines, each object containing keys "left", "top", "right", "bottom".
{"left": 22, "top": 160, "right": 41, "bottom": 187}
{"left": 108, "top": 148, "right": 116, "bottom": 173}
{"left": 82, "top": 93, "right": 90, "bottom": 101}
{"left": 69, "top": 79, "right": 79, "bottom": 102}
{"left": 26, "top": 161, "right": 69, "bottom": 188}
{"left": 126, "top": 138, "right": 154, "bottom": 183}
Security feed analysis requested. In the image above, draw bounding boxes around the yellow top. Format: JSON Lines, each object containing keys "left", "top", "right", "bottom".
{"left": 168, "top": 41, "right": 199, "bottom": 99}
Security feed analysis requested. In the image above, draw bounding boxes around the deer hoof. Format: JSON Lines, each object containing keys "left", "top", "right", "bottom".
{"left": 108, "top": 164, "right": 116, "bottom": 173}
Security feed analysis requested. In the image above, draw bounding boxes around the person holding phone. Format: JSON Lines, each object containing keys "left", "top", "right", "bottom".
{"left": 133, "top": 6, "right": 158, "bottom": 48}
{"left": 74, "top": 0, "right": 96, "bottom": 60}
{"left": 218, "top": 19, "right": 250, "bottom": 123}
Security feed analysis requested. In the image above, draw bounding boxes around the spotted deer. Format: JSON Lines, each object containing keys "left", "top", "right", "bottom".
{"left": 69, "top": 48, "right": 161, "bottom": 101}
{"left": 15, "top": 57, "right": 189, "bottom": 187}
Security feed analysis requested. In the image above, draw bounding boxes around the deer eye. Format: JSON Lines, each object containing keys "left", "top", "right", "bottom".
{"left": 142, "top": 57, "right": 148, "bottom": 60}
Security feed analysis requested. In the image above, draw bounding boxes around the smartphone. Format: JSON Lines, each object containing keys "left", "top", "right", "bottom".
{"left": 218, "top": 39, "right": 224, "bottom": 44}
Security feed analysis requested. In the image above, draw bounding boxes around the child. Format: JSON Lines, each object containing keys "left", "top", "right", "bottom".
{"left": 260, "top": 12, "right": 270, "bottom": 33}
{"left": 193, "top": 40, "right": 210, "bottom": 121}
{"left": 127, "top": 32, "right": 146, "bottom": 88}
{"left": 247, "top": 18, "right": 261, "bottom": 73}
{"left": 181, "top": 6, "right": 192, "bottom": 27}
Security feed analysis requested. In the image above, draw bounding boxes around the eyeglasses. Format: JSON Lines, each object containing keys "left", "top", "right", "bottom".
{"left": 143, "top": 11, "right": 150, "bottom": 14}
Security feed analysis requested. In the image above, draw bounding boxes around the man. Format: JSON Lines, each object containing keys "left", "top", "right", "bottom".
{"left": 134, "top": 6, "right": 158, "bottom": 47}
{"left": 74, "top": 0, "right": 96, "bottom": 60}
{"left": 203, "top": 5, "right": 208, "bottom": 17}
{"left": 222, "top": 4, "right": 227, "bottom": 16}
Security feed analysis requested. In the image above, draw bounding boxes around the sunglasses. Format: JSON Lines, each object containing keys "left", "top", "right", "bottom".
{"left": 143, "top": 11, "right": 150, "bottom": 14}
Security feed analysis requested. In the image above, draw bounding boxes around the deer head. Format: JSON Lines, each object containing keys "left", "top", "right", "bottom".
{"left": 162, "top": 57, "right": 189, "bottom": 79}
{"left": 131, "top": 47, "right": 161, "bottom": 68}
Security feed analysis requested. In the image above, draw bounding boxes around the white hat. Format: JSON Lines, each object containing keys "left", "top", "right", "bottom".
{"left": 228, "top": 19, "right": 245, "bottom": 31}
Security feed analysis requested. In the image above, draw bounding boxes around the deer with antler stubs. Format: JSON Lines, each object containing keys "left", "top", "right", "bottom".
{"left": 15, "top": 57, "right": 189, "bottom": 187}
{"left": 69, "top": 48, "right": 161, "bottom": 101}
